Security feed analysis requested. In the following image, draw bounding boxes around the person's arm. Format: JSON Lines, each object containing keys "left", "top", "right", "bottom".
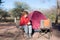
{"left": 25, "top": 17, "right": 30, "bottom": 25}
{"left": 20, "top": 17, "right": 24, "bottom": 26}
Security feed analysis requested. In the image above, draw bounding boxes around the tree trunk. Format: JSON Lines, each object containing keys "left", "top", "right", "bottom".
{"left": 55, "top": 15, "right": 58, "bottom": 24}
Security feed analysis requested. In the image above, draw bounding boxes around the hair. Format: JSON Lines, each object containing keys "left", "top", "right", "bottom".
{"left": 22, "top": 11, "right": 28, "bottom": 16}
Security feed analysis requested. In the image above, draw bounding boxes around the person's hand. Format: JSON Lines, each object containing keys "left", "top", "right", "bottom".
{"left": 27, "top": 22, "right": 30, "bottom": 25}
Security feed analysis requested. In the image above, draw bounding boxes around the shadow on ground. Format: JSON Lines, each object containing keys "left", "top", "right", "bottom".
{"left": 52, "top": 23, "right": 60, "bottom": 37}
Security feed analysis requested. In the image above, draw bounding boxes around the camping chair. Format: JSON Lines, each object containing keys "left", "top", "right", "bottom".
{"left": 39, "top": 19, "right": 52, "bottom": 40}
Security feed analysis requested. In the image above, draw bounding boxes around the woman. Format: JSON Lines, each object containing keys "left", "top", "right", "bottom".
{"left": 20, "top": 11, "right": 32, "bottom": 38}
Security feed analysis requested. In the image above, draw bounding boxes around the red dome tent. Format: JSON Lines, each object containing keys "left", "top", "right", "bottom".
{"left": 28, "top": 11, "right": 51, "bottom": 40}
{"left": 28, "top": 11, "right": 47, "bottom": 30}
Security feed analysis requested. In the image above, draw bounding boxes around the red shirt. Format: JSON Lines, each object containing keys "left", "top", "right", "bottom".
{"left": 20, "top": 16, "right": 29, "bottom": 26}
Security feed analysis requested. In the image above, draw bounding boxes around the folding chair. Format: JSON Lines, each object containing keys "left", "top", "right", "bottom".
{"left": 39, "top": 19, "right": 52, "bottom": 40}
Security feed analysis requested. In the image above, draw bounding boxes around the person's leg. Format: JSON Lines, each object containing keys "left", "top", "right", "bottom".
{"left": 28, "top": 25, "right": 32, "bottom": 38}
{"left": 23, "top": 25, "right": 29, "bottom": 38}
{"left": 23, "top": 25, "right": 28, "bottom": 34}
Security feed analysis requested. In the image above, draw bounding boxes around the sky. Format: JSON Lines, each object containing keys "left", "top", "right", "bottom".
{"left": 1, "top": 0, "right": 57, "bottom": 11}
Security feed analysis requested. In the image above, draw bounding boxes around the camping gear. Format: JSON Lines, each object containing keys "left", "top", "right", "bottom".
{"left": 28, "top": 11, "right": 47, "bottom": 30}
{"left": 40, "top": 19, "right": 51, "bottom": 29}
{"left": 28, "top": 11, "right": 52, "bottom": 40}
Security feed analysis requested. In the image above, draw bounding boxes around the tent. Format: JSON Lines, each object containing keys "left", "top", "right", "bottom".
{"left": 28, "top": 11, "right": 47, "bottom": 30}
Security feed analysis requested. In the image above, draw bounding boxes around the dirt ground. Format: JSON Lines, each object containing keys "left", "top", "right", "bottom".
{"left": 0, "top": 22, "right": 60, "bottom": 40}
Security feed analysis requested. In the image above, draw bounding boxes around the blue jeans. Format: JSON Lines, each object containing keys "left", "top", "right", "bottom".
{"left": 23, "top": 25, "right": 32, "bottom": 34}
